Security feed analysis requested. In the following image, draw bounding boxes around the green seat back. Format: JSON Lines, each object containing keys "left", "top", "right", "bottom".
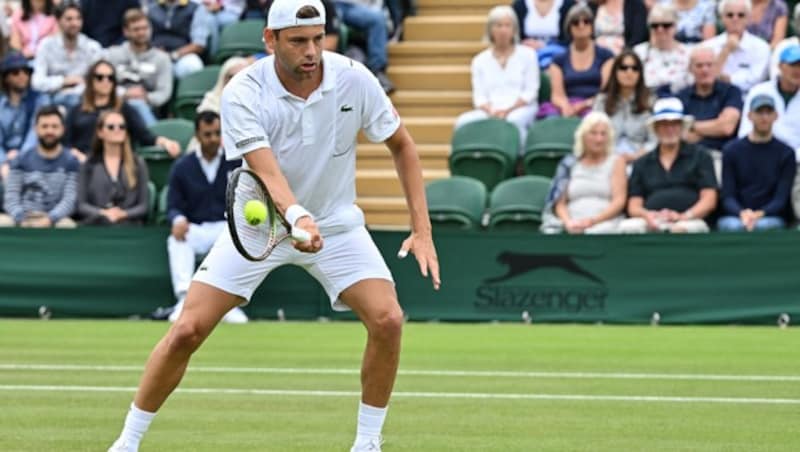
{"left": 449, "top": 118, "right": 519, "bottom": 191}
{"left": 522, "top": 117, "right": 579, "bottom": 178}
{"left": 138, "top": 146, "right": 174, "bottom": 192}
{"left": 173, "top": 66, "right": 221, "bottom": 120}
{"left": 538, "top": 71, "right": 551, "bottom": 103}
{"left": 149, "top": 118, "right": 195, "bottom": 152}
{"left": 425, "top": 176, "right": 488, "bottom": 230}
{"left": 214, "top": 20, "right": 265, "bottom": 63}
{"left": 487, "top": 175, "right": 551, "bottom": 231}
{"left": 147, "top": 180, "right": 157, "bottom": 224}
{"left": 157, "top": 184, "right": 169, "bottom": 225}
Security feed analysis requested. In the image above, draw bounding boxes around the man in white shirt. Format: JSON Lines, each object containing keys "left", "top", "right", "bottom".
{"left": 703, "top": 0, "right": 770, "bottom": 97}
{"left": 739, "top": 44, "right": 800, "bottom": 157}
{"left": 107, "top": 1, "right": 440, "bottom": 451}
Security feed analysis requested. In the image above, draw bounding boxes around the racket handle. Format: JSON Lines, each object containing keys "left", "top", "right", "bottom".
{"left": 291, "top": 226, "right": 312, "bottom": 242}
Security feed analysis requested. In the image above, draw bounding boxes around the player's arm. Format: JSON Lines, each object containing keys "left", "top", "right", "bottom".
{"left": 244, "top": 147, "right": 322, "bottom": 252}
{"left": 386, "top": 125, "right": 441, "bottom": 290}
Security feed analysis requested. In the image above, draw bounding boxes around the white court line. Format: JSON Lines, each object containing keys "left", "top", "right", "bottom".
{"left": 1, "top": 363, "right": 799, "bottom": 382}
{"left": 0, "top": 384, "right": 798, "bottom": 405}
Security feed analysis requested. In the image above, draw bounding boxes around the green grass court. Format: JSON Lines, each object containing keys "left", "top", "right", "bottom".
{"left": 1, "top": 320, "right": 799, "bottom": 451}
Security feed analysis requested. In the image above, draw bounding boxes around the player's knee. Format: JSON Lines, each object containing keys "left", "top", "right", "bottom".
{"left": 166, "top": 322, "right": 205, "bottom": 355}
{"left": 367, "top": 306, "right": 404, "bottom": 340}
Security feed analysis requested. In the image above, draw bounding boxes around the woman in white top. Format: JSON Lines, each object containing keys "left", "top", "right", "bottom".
{"left": 455, "top": 5, "right": 540, "bottom": 148}
{"left": 633, "top": 4, "right": 692, "bottom": 95}
{"left": 546, "top": 111, "right": 628, "bottom": 234}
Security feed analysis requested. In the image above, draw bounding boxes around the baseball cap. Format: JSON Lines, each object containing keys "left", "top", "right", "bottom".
{"left": 779, "top": 44, "right": 800, "bottom": 64}
{"left": 267, "top": 0, "right": 326, "bottom": 30}
{"left": 0, "top": 52, "right": 32, "bottom": 75}
{"left": 749, "top": 94, "right": 775, "bottom": 111}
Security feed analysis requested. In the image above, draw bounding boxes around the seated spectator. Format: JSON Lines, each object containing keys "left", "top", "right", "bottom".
{"left": 633, "top": 4, "right": 692, "bottom": 95}
{"left": 587, "top": 0, "right": 649, "bottom": 55}
{"left": 0, "top": 52, "right": 49, "bottom": 177}
{"left": 80, "top": 0, "right": 140, "bottom": 48}
{"left": 65, "top": 60, "right": 180, "bottom": 159}
{"left": 677, "top": 46, "right": 743, "bottom": 154}
{"left": 199, "top": 0, "right": 247, "bottom": 30}
{"left": 739, "top": 44, "right": 800, "bottom": 154}
{"left": 0, "top": 106, "right": 78, "bottom": 228}
{"left": 147, "top": 0, "right": 211, "bottom": 79}
{"left": 593, "top": 50, "right": 654, "bottom": 162}
{"left": 704, "top": 0, "right": 771, "bottom": 97}
{"left": 748, "top": 0, "right": 788, "bottom": 48}
{"left": 197, "top": 56, "right": 250, "bottom": 114}
{"left": 619, "top": 98, "right": 718, "bottom": 234}
{"left": 9, "top": 0, "right": 58, "bottom": 60}
{"left": 719, "top": 94, "right": 795, "bottom": 231}
{"left": 769, "top": 4, "right": 799, "bottom": 79}
{"left": 541, "top": 111, "right": 627, "bottom": 234}
{"left": 31, "top": 2, "right": 102, "bottom": 109}
{"left": 454, "top": 6, "right": 539, "bottom": 148}
{"left": 76, "top": 111, "right": 149, "bottom": 226}
{"left": 659, "top": 0, "right": 716, "bottom": 44}
{"left": 243, "top": 0, "right": 269, "bottom": 19}
{"left": 511, "top": 0, "right": 575, "bottom": 67}
{"left": 166, "top": 111, "right": 247, "bottom": 324}
{"left": 333, "top": 0, "right": 394, "bottom": 93}
{"left": 544, "top": 3, "right": 613, "bottom": 118}
{"left": 106, "top": 8, "right": 174, "bottom": 127}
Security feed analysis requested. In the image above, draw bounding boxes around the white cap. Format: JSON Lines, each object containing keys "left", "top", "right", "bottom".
{"left": 267, "top": 0, "right": 327, "bottom": 30}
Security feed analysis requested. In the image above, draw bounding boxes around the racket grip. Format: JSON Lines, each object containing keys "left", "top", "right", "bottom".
{"left": 291, "top": 226, "right": 312, "bottom": 242}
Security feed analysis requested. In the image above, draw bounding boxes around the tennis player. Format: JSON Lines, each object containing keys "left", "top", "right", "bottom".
{"left": 108, "top": 0, "right": 440, "bottom": 450}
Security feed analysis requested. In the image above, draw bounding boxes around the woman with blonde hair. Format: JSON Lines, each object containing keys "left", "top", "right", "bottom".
{"left": 455, "top": 5, "right": 540, "bottom": 147}
{"left": 76, "top": 110, "right": 150, "bottom": 225}
{"left": 633, "top": 4, "right": 692, "bottom": 95}
{"left": 196, "top": 56, "right": 251, "bottom": 114}
{"left": 541, "top": 111, "right": 627, "bottom": 234}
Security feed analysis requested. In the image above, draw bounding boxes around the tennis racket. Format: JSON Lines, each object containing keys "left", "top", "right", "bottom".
{"left": 226, "top": 168, "right": 312, "bottom": 261}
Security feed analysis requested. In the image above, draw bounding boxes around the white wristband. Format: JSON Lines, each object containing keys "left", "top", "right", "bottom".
{"left": 285, "top": 204, "right": 312, "bottom": 227}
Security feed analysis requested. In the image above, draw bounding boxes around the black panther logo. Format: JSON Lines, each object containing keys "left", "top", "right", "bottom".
{"left": 484, "top": 251, "right": 604, "bottom": 284}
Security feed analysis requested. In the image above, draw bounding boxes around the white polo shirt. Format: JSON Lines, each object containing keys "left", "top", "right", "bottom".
{"left": 220, "top": 51, "right": 400, "bottom": 235}
{"left": 704, "top": 31, "right": 770, "bottom": 96}
{"left": 738, "top": 78, "right": 800, "bottom": 159}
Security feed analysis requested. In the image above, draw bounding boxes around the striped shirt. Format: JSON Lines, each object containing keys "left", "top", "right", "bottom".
{"left": 3, "top": 148, "right": 80, "bottom": 223}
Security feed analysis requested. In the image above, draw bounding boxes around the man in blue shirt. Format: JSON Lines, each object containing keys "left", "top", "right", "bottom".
{"left": 718, "top": 94, "right": 796, "bottom": 231}
{"left": 165, "top": 110, "right": 245, "bottom": 323}
{"left": 0, "top": 52, "right": 49, "bottom": 179}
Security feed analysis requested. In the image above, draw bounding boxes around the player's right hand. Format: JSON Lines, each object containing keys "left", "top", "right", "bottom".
{"left": 293, "top": 216, "right": 323, "bottom": 253}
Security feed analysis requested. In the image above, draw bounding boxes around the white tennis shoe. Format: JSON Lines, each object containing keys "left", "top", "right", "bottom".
{"left": 107, "top": 439, "right": 138, "bottom": 452}
{"left": 351, "top": 436, "right": 383, "bottom": 451}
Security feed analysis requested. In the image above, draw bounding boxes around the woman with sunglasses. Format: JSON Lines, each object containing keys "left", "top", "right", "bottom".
{"left": 748, "top": 0, "right": 788, "bottom": 48}
{"left": 76, "top": 110, "right": 149, "bottom": 225}
{"left": 64, "top": 60, "right": 180, "bottom": 159}
{"left": 544, "top": 3, "right": 613, "bottom": 117}
{"left": 633, "top": 4, "right": 691, "bottom": 95}
{"left": 659, "top": 0, "right": 716, "bottom": 44}
{"left": 593, "top": 50, "right": 654, "bottom": 162}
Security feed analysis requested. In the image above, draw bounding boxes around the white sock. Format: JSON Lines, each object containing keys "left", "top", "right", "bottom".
{"left": 354, "top": 401, "right": 387, "bottom": 445}
{"left": 116, "top": 403, "right": 156, "bottom": 447}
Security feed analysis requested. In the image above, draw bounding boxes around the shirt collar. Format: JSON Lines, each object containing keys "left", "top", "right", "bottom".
{"left": 196, "top": 149, "right": 222, "bottom": 165}
{"left": 264, "top": 51, "right": 336, "bottom": 100}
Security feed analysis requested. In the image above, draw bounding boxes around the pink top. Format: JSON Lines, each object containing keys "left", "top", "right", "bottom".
{"left": 11, "top": 10, "right": 58, "bottom": 56}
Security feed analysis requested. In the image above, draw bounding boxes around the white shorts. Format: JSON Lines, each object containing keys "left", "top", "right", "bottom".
{"left": 193, "top": 225, "right": 394, "bottom": 311}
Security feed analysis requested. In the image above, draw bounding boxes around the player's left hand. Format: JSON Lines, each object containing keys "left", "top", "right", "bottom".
{"left": 398, "top": 231, "right": 441, "bottom": 290}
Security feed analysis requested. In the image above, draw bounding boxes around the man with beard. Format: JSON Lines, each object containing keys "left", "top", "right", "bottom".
{"left": 106, "top": 8, "right": 174, "bottom": 126}
{"left": 0, "top": 106, "right": 79, "bottom": 228}
{"left": 31, "top": 2, "right": 102, "bottom": 109}
{"left": 0, "top": 52, "right": 50, "bottom": 180}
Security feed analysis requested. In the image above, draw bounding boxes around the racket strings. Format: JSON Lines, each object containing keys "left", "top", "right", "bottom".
{"left": 233, "top": 172, "right": 277, "bottom": 257}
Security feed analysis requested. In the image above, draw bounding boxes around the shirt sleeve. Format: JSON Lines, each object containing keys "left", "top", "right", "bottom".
{"left": 761, "top": 146, "right": 796, "bottom": 215}
{"left": 696, "top": 148, "right": 718, "bottom": 189}
{"left": 190, "top": 7, "right": 211, "bottom": 48}
{"left": 720, "top": 145, "right": 743, "bottom": 215}
{"left": 627, "top": 159, "right": 646, "bottom": 198}
{"left": 221, "top": 78, "right": 271, "bottom": 160}
{"left": 519, "top": 48, "right": 540, "bottom": 104}
{"left": 31, "top": 40, "right": 65, "bottom": 93}
{"left": 359, "top": 66, "right": 401, "bottom": 143}
{"left": 471, "top": 54, "right": 488, "bottom": 108}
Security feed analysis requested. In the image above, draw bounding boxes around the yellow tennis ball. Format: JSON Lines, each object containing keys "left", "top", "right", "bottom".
{"left": 244, "top": 200, "right": 267, "bottom": 226}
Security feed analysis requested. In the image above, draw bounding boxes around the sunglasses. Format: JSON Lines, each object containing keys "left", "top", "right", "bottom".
{"left": 649, "top": 22, "right": 674, "bottom": 30}
{"left": 617, "top": 64, "right": 640, "bottom": 72}
{"left": 570, "top": 18, "right": 592, "bottom": 26}
{"left": 93, "top": 73, "right": 115, "bottom": 82}
{"left": 6, "top": 68, "right": 29, "bottom": 76}
{"left": 104, "top": 123, "right": 127, "bottom": 131}
{"left": 725, "top": 12, "right": 747, "bottom": 19}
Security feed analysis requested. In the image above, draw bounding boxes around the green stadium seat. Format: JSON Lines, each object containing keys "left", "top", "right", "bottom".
{"left": 138, "top": 146, "right": 173, "bottom": 192}
{"left": 486, "top": 175, "right": 551, "bottom": 231}
{"left": 173, "top": 65, "right": 221, "bottom": 121}
{"left": 214, "top": 20, "right": 265, "bottom": 63}
{"left": 522, "top": 117, "right": 580, "bottom": 178}
{"left": 538, "top": 71, "right": 551, "bottom": 104}
{"left": 149, "top": 118, "right": 195, "bottom": 151}
{"left": 425, "top": 176, "right": 487, "bottom": 230}
{"left": 449, "top": 118, "right": 519, "bottom": 191}
{"left": 147, "top": 180, "right": 157, "bottom": 224}
{"left": 157, "top": 184, "right": 169, "bottom": 225}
